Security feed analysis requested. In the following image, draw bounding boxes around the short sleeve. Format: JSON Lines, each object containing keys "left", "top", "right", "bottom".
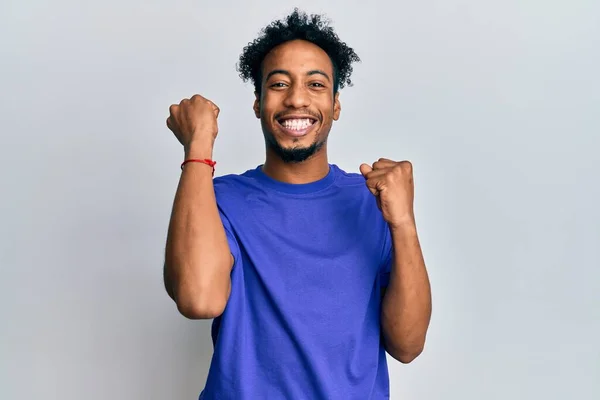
{"left": 218, "top": 206, "right": 241, "bottom": 269}
{"left": 379, "top": 224, "right": 393, "bottom": 288}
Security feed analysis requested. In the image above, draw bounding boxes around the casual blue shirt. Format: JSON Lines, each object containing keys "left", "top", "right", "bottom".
{"left": 199, "top": 164, "right": 393, "bottom": 400}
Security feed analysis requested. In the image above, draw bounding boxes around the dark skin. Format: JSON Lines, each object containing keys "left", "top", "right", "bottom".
{"left": 252, "top": 39, "right": 432, "bottom": 363}
{"left": 253, "top": 39, "right": 340, "bottom": 184}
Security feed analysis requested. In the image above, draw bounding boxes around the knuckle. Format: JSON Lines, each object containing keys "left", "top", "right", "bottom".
{"left": 391, "top": 165, "right": 404, "bottom": 175}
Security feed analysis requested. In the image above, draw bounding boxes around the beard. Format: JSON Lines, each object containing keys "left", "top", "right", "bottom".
{"left": 263, "top": 130, "right": 326, "bottom": 163}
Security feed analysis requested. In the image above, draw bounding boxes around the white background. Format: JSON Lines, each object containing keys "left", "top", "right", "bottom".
{"left": 1, "top": 0, "right": 599, "bottom": 399}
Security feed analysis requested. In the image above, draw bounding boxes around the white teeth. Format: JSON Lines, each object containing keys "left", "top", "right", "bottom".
{"left": 282, "top": 118, "right": 313, "bottom": 130}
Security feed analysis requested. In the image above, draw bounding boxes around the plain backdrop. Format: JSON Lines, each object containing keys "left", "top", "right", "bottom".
{"left": 1, "top": 1, "right": 599, "bottom": 399}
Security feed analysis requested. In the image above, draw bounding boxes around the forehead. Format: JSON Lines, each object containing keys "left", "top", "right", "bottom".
{"left": 262, "top": 39, "right": 333, "bottom": 77}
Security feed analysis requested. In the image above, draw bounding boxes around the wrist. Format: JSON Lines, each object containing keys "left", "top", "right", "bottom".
{"left": 184, "top": 140, "right": 214, "bottom": 159}
{"left": 389, "top": 218, "right": 417, "bottom": 236}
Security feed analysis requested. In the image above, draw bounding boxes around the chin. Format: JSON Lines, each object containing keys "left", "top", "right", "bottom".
{"left": 266, "top": 132, "right": 325, "bottom": 164}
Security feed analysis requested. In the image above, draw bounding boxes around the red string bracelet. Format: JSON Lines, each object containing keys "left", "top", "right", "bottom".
{"left": 181, "top": 158, "right": 217, "bottom": 176}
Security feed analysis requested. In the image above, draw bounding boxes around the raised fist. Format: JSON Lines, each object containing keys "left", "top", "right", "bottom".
{"left": 166, "top": 94, "right": 220, "bottom": 151}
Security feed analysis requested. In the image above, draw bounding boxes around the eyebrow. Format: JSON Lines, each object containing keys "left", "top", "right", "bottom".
{"left": 265, "top": 69, "right": 331, "bottom": 82}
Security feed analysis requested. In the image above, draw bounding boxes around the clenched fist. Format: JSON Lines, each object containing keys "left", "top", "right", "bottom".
{"left": 166, "top": 94, "right": 220, "bottom": 153}
{"left": 360, "top": 158, "right": 416, "bottom": 229}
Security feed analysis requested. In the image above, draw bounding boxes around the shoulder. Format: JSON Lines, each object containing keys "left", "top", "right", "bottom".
{"left": 332, "top": 164, "right": 386, "bottom": 222}
{"left": 212, "top": 166, "right": 260, "bottom": 194}
{"left": 331, "top": 164, "right": 369, "bottom": 193}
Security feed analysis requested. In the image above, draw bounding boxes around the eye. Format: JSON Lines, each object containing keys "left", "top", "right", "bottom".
{"left": 270, "top": 82, "right": 288, "bottom": 88}
{"left": 310, "top": 82, "right": 326, "bottom": 88}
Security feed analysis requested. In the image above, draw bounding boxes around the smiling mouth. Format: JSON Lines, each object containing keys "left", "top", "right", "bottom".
{"left": 276, "top": 117, "right": 318, "bottom": 137}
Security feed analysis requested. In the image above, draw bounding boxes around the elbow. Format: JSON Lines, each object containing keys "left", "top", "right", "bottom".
{"left": 172, "top": 275, "right": 230, "bottom": 320}
{"left": 393, "top": 346, "right": 424, "bottom": 364}
{"left": 176, "top": 296, "right": 226, "bottom": 319}
{"left": 175, "top": 282, "right": 229, "bottom": 319}
{"left": 165, "top": 257, "right": 231, "bottom": 320}
{"left": 385, "top": 340, "right": 425, "bottom": 364}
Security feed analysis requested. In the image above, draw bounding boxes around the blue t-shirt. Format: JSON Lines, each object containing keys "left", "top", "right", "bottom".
{"left": 199, "top": 164, "right": 393, "bottom": 400}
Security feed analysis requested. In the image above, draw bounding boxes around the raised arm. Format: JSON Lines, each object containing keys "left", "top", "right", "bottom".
{"left": 163, "top": 94, "right": 234, "bottom": 319}
{"left": 360, "top": 159, "right": 432, "bottom": 363}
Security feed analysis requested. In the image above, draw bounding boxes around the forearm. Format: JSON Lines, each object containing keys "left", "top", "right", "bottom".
{"left": 164, "top": 145, "right": 232, "bottom": 319}
{"left": 381, "top": 222, "right": 432, "bottom": 363}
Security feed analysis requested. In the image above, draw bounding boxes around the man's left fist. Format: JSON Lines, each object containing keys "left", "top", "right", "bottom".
{"left": 359, "top": 158, "right": 415, "bottom": 229}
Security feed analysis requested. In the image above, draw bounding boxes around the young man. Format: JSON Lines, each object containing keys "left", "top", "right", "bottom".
{"left": 163, "top": 9, "right": 432, "bottom": 400}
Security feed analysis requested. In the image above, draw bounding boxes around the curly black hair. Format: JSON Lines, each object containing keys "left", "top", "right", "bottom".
{"left": 237, "top": 8, "right": 360, "bottom": 94}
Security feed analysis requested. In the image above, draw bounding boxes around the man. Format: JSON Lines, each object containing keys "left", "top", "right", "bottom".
{"left": 163, "top": 9, "right": 432, "bottom": 400}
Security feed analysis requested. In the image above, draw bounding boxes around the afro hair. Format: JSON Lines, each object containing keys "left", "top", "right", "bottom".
{"left": 237, "top": 8, "right": 361, "bottom": 94}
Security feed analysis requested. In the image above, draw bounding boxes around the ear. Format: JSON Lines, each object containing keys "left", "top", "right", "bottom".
{"left": 253, "top": 91, "right": 261, "bottom": 118}
{"left": 333, "top": 91, "right": 341, "bottom": 121}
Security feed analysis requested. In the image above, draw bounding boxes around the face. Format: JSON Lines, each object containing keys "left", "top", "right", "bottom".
{"left": 254, "top": 39, "right": 341, "bottom": 163}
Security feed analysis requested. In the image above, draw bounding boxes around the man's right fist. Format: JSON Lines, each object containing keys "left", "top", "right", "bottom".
{"left": 166, "top": 94, "right": 220, "bottom": 151}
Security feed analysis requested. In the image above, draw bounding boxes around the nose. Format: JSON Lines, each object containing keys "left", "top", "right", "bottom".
{"left": 283, "top": 83, "right": 310, "bottom": 109}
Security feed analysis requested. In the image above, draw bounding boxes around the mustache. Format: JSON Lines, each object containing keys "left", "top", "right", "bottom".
{"left": 274, "top": 109, "right": 320, "bottom": 121}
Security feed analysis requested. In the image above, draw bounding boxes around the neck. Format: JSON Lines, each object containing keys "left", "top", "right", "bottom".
{"left": 262, "top": 144, "right": 330, "bottom": 184}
